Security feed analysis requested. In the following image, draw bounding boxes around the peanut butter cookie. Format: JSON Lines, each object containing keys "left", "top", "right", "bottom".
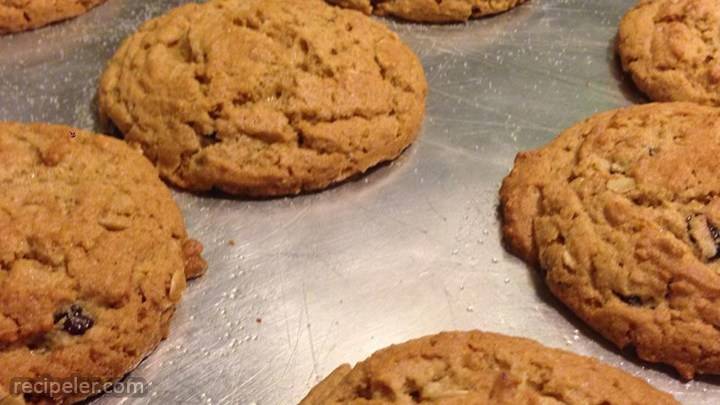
{"left": 0, "top": 0, "right": 107, "bottom": 34}
{"left": 501, "top": 103, "right": 720, "bottom": 379}
{"left": 0, "top": 122, "right": 206, "bottom": 404}
{"left": 327, "top": 0, "right": 528, "bottom": 23}
{"left": 99, "top": 0, "right": 427, "bottom": 197}
{"left": 618, "top": 0, "right": 720, "bottom": 105}
{"left": 300, "top": 331, "right": 677, "bottom": 404}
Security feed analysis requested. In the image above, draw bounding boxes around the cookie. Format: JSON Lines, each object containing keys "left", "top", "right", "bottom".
{"left": 98, "top": 0, "right": 427, "bottom": 197}
{"left": 618, "top": 0, "right": 720, "bottom": 105}
{"left": 327, "top": 0, "right": 528, "bottom": 23}
{"left": 300, "top": 331, "right": 678, "bottom": 404}
{"left": 0, "top": 0, "right": 107, "bottom": 34}
{"left": 0, "top": 123, "right": 206, "bottom": 404}
{"left": 501, "top": 102, "right": 720, "bottom": 379}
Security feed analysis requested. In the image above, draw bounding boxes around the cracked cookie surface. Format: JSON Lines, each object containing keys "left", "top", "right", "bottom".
{"left": 618, "top": 0, "right": 720, "bottom": 105}
{"left": 501, "top": 103, "right": 720, "bottom": 379}
{"left": 299, "top": 331, "right": 677, "bottom": 404}
{"left": 0, "top": 123, "right": 206, "bottom": 404}
{"left": 0, "top": 0, "right": 106, "bottom": 34}
{"left": 98, "top": 0, "right": 427, "bottom": 197}
{"left": 326, "top": 0, "right": 528, "bottom": 23}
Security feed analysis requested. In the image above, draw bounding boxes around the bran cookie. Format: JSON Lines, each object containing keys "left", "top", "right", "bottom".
{"left": 501, "top": 103, "right": 720, "bottom": 379}
{"left": 0, "top": 0, "right": 107, "bottom": 34}
{"left": 300, "top": 331, "right": 678, "bottom": 404}
{"left": 0, "top": 123, "right": 206, "bottom": 404}
{"left": 327, "top": 0, "right": 528, "bottom": 23}
{"left": 99, "top": 0, "right": 427, "bottom": 197}
{"left": 618, "top": 0, "right": 720, "bottom": 105}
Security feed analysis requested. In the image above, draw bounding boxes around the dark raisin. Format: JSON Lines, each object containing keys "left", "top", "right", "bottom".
{"left": 686, "top": 214, "right": 720, "bottom": 260}
{"left": 54, "top": 304, "right": 95, "bottom": 336}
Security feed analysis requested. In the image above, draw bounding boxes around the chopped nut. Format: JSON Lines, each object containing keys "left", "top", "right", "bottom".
{"left": 591, "top": 158, "right": 611, "bottom": 172}
{"left": 607, "top": 177, "right": 636, "bottom": 193}
{"left": 98, "top": 213, "right": 131, "bottom": 231}
{"left": 421, "top": 382, "right": 469, "bottom": 400}
{"left": 562, "top": 250, "right": 577, "bottom": 269}
{"left": 610, "top": 162, "right": 626, "bottom": 174}
{"left": 169, "top": 269, "right": 187, "bottom": 302}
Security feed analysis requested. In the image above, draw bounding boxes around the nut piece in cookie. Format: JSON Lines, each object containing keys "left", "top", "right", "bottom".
{"left": 618, "top": 0, "right": 720, "bottom": 105}
{"left": 0, "top": 122, "right": 205, "bottom": 404}
{"left": 500, "top": 102, "right": 720, "bottom": 379}
{"left": 299, "top": 331, "right": 678, "bottom": 404}
{"left": 99, "top": 0, "right": 427, "bottom": 197}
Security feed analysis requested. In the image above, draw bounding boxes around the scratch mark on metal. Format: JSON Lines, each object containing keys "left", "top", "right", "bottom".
{"left": 302, "top": 281, "right": 320, "bottom": 383}
{"left": 425, "top": 197, "right": 447, "bottom": 222}
{"left": 278, "top": 269, "right": 303, "bottom": 380}
{"left": 443, "top": 286, "right": 458, "bottom": 329}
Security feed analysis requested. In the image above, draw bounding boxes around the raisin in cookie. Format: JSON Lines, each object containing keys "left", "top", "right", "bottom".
{"left": 0, "top": 0, "right": 107, "bottom": 34}
{"left": 300, "top": 331, "right": 678, "bottom": 404}
{"left": 501, "top": 103, "right": 720, "bottom": 379}
{"left": 0, "top": 123, "right": 206, "bottom": 404}
{"left": 99, "top": 0, "right": 427, "bottom": 197}
{"left": 618, "top": 0, "right": 720, "bottom": 105}
{"left": 327, "top": 0, "right": 528, "bottom": 23}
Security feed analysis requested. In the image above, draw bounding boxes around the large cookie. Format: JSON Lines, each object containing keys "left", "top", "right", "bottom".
{"left": 99, "top": 0, "right": 427, "bottom": 197}
{"left": 0, "top": 123, "right": 206, "bottom": 404}
{"left": 0, "top": 0, "right": 107, "bottom": 34}
{"left": 501, "top": 103, "right": 720, "bottom": 379}
{"left": 300, "top": 331, "right": 678, "bottom": 404}
{"left": 327, "top": 0, "right": 528, "bottom": 23}
{"left": 618, "top": 0, "right": 720, "bottom": 105}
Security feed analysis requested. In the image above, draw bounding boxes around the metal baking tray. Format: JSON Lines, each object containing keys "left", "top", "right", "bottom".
{"left": 1, "top": 0, "right": 718, "bottom": 403}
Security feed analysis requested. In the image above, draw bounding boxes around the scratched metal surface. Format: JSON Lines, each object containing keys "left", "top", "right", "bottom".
{"left": 1, "top": 0, "right": 718, "bottom": 404}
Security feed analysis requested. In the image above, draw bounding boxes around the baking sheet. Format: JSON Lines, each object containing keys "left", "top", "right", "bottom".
{"left": 1, "top": 0, "right": 718, "bottom": 403}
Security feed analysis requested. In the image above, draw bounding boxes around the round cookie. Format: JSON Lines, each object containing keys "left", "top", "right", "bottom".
{"left": 0, "top": 123, "right": 206, "bottom": 404}
{"left": 501, "top": 103, "right": 720, "bottom": 379}
{"left": 0, "top": 0, "right": 107, "bottom": 34}
{"left": 99, "top": 0, "right": 427, "bottom": 197}
{"left": 300, "top": 331, "right": 678, "bottom": 404}
{"left": 618, "top": 0, "right": 720, "bottom": 105}
{"left": 327, "top": 0, "right": 528, "bottom": 23}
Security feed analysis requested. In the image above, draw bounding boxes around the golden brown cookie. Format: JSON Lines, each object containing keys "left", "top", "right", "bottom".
{"left": 327, "top": 0, "right": 529, "bottom": 23}
{"left": 500, "top": 102, "right": 720, "bottom": 379}
{"left": 618, "top": 0, "right": 720, "bottom": 105}
{"left": 0, "top": 0, "right": 107, "bottom": 34}
{"left": 0, "top": 122, "right": 206, "bottom": 404}
{"left": 98, "top": 0, "right": 427, "bottom": 197}
{"left": 300, "top": 331, "right": 678, "bottom": 404}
